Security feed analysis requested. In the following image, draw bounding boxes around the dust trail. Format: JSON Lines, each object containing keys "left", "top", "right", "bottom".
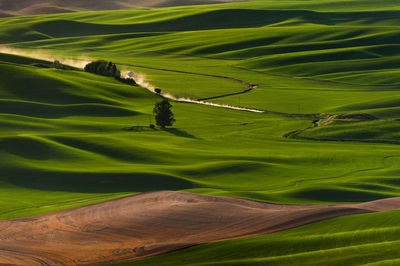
{"left": 123, "top": 71, "right": 265, "bottom": 113}
{"left": 0, "top": 47, "right": 264, "bottom": 113}
{"left": 0, "top": 46, "right": 91, "bottom": 68}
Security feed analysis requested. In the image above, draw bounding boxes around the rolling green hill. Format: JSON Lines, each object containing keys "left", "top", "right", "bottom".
{"left": 1, "top": 0, "right": 400, "bottom": 264}
{"left": 125, "top": 209, "right": 400, "bottom": 266}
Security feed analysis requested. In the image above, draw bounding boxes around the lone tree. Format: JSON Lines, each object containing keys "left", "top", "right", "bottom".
{"left": 153, "top": 100, "right": 175, "bottom": 128}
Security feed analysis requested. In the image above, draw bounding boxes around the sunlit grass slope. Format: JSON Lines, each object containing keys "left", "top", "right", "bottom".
{"left": 125, "top": 210, "right": 400, "bottom": 266}
{"left": 0, "top": 0, "right": 400, "bottom": 214}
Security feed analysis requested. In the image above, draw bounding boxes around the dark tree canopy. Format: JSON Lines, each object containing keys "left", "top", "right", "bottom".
{"left": 153, "top": 100, "right": 175, "bottom": 128}
{"left": 84, "top": 60, "right": 121, "bottom": 78}
{"left": 84, "top": 60, "right": 138, "bottom": 86}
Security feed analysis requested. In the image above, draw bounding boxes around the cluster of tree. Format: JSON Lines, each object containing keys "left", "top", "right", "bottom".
{"left": 116, "top": 76, "right": 137, "bottom": 86}
{"left": 84, "top": 60, "right": 121, "bottom": 78}
{"left": 84, "top": 60, "right": 137, "bottom": 85}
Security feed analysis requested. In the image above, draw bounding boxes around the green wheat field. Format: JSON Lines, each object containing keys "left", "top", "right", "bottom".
{"left": 1, "top": 0, "right": 400, "bottom": 264}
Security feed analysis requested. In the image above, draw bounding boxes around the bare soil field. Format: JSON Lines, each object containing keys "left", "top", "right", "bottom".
{"left": 0, "top": 191, "right": 399, "bottom": 265}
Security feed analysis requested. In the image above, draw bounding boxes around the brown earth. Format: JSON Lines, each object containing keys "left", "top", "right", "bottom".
{"left": 0, "top": 191, "right": 399, "bottom": 265}
{"left": 0, "top": 0, "right": 246, "bottom": 16}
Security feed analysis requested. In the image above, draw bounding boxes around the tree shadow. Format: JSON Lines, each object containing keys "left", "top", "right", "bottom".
{"left": 123, "top": 126, "right": 198, "bottom": 139}
{"left": 163, "top": 128, "right": 199, "bottom": 139}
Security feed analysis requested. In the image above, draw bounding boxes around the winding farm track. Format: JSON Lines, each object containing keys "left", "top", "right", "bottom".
{"left": 121, "top": 63, "right": 315, "bottom": 117}
{"left": 117, "top": 62, "right": 258, "bottom": 101}
{"left": 0, "top": 191, "right": 399, "bottom": 265}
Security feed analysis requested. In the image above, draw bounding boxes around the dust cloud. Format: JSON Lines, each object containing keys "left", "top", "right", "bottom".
{"left": 0, "top": 46, "right": 91, "bottom": 68}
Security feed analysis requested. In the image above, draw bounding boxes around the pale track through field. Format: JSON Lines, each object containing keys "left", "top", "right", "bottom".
{"left": 0, "top": 191, "right": 400, "bottom": 265}
{"left": 117, "top": 62, "right": 257, "bottom": 101}
{"left": 123, "top": 69, "right": 265, "bottom": 113}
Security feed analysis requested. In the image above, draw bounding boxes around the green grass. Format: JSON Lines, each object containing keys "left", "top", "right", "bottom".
{"left": 1, "top": 0, "right": 400, "bottom": 264}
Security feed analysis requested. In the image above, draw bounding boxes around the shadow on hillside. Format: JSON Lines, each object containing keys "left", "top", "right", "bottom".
{"left": 30, "top": 10, "right": 400, "bottom": 40}
{"left": 1, "top": 168, "right": 195, "bottom": 193}
{"left": 291, "top": 188, "right": 390, "bottom": 203}
{"left": 0, "top": 100, "right": 139, "bottom": 119}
